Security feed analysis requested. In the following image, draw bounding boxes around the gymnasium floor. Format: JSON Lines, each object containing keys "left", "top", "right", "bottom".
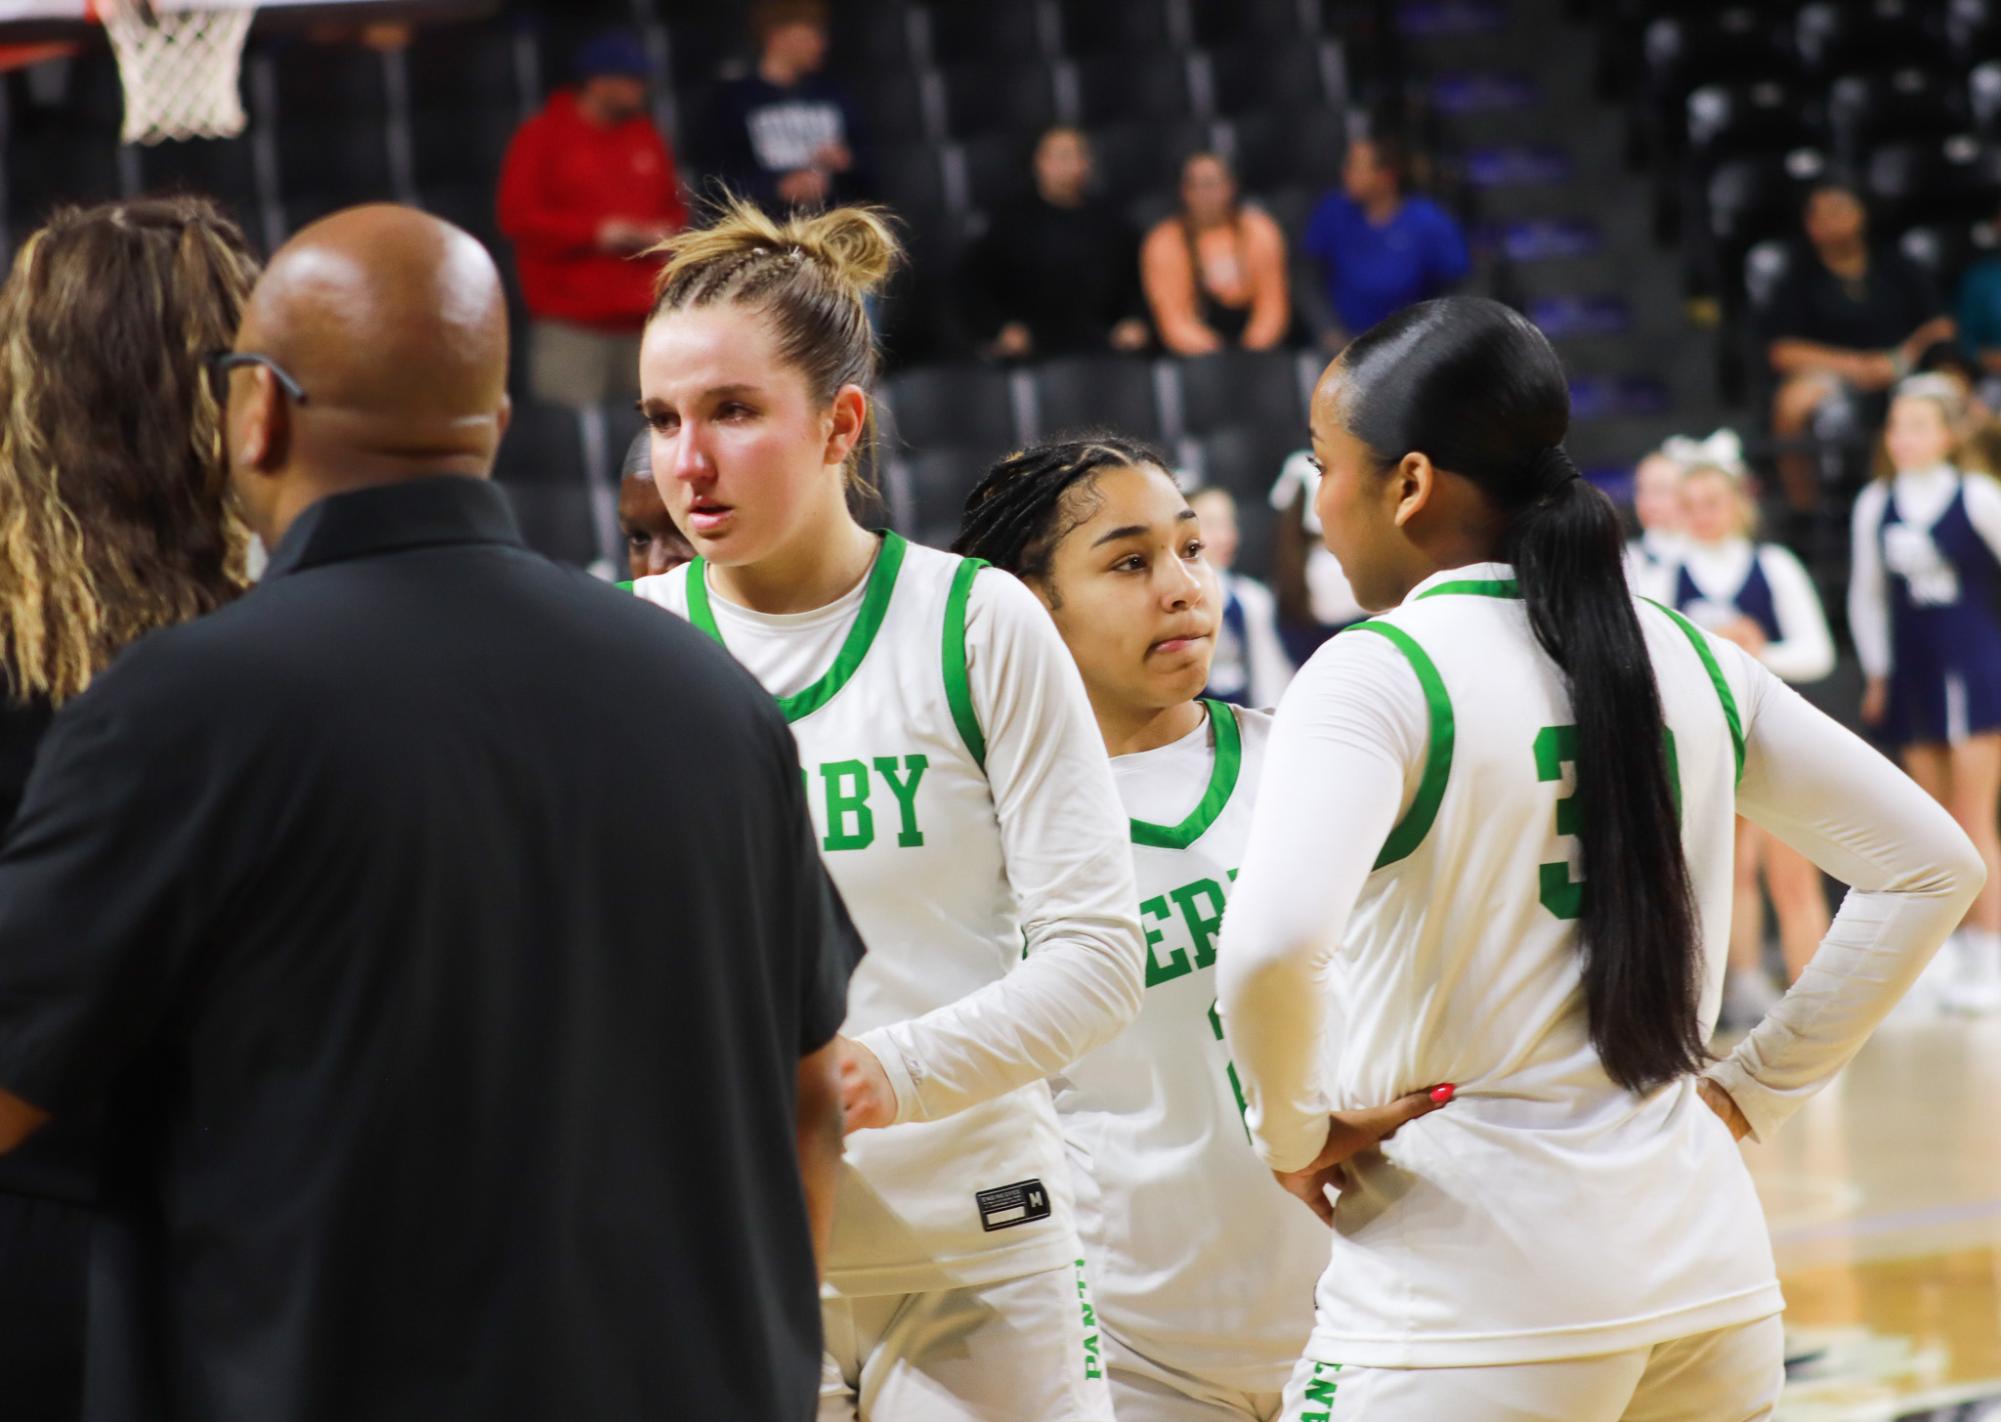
{"left": 1750, "top": 1010, "right": 2001, "bottom": 1420}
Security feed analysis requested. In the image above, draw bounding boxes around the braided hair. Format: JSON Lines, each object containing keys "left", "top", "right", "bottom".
{"left": 952, "top": 434, "right": 1170, "bottom": 601}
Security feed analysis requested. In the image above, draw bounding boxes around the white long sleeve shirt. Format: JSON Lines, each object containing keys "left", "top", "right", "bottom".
{"left": 635, "top": 537, "right": 1143, "bottom": 1291}
{"left": 1849, "top": 463, "right": 2001, "bottom": 678}
{"left": 1216, "top": 563, "right": 1982, "bottom": 1365}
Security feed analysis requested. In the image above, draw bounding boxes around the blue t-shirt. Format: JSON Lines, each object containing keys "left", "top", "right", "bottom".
{"left": 1957, "top": 257, "right": 2001, "bottom": 355}
{"left": 1303, "top": 192, "right": 1470, "bottom": 334}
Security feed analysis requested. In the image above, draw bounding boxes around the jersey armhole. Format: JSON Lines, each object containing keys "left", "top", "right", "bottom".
{"left": 944, "top": 557, "right": 989, "bottom": 772}
{"left": 1642, "top": 599, "right": 1746, "bottom": 784}
{"left": 1344, "top": 620, "right": 1454, "bottom": 869}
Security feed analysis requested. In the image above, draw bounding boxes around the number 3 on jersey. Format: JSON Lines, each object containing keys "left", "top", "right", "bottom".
{"left": 1532, "top": 724, "right": 1680, "bottom": 920}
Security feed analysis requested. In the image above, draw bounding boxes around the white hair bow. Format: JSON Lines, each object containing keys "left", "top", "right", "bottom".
{"left": 1660, "top": 428, "right": 1747, "bottom": 478}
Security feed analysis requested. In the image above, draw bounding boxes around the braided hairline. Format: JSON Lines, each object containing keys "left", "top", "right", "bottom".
{"left": 657, "top": 244, "right": 878, "bottom": 398}
{"left": 953, "top": 435, "right": 1168, "bottom": 590}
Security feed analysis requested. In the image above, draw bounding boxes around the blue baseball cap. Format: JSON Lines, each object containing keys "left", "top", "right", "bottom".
{"left": 575, "top": 32, "right": 650, "bottom": 81}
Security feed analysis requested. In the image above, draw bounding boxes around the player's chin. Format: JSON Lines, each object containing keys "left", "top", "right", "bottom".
{"left": 1143, "top": 641, "right": 1214, "bottom": 695}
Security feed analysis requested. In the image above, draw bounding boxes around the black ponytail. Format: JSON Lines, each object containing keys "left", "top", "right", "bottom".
{"left": 1339, "top": 297, "right": 1707, "bottom": 1095}
{"left": 952, "top": 433, "right": 1170, "bottom": 594}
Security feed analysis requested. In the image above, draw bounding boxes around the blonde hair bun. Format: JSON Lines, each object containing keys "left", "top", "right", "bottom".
{"left": 651, "top": 195, "right": 902, "bottom": 306}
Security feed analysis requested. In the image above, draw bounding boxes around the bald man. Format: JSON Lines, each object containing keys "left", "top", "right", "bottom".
{"left": 0, "top": 206, "right": 859, "bottom": 1422}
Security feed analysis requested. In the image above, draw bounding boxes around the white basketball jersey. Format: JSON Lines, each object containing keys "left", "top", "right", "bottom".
{"left": 1308, "top": 566, "right": 1783, "bottom": 1366}
{"left": 1054, "top": 702, "right": 1323, "bottom": 1391}
{"left": 634, "top": 534, "right": 1076, "bottom": 1294}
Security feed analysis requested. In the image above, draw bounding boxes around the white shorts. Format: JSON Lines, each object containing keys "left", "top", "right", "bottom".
{"left": 1104, "top": 1328, "right": 1281, "bottom": 1421}
{"left": 1278, "top": 1315, "right": 1784, "bottom": 1421}
{"left": 818, "top": 1258, "right": 1115, "bottom": 1421}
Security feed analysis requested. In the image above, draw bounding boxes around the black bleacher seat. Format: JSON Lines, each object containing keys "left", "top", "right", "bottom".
{"left": 1032, "top": 354, "right": 1163, "bottom": 441}
{"left": 1949, "top": 0, "right": 2001, "bottom": 65}
{"left": 133, "top": 136, "right": 261, "bottom": 211}
{"left": 1074, "top": 51, "right": 1199, "bottom": 127}
{"left": 1087, "top": 119, "right": 1217, "bottom": 204}
{"left": 1970, "top": 60, "right": 2001, "bottom": 135}
{"left": 921, "top": 4, "right": 1048, "bottom": 66}
{"left": 494, "top": 401, "right": 589, "bottom": 486}
{"left": 404, "top": 24, "right": 523, "bottom": 117}
{"left": 277, "top": 117, "right": 397, "bottom": 224}
{"left": 1642, "top": 11, "right": 1797, "bottom": 157}
{"left": 1828, "top": 70, "right": 1971, "bottom": 166}
{"left": 829, "top": 4, "right": 919, "bottom": 76}
{"left": 853, "top": 69, "right": 934, "bottom": 146}
{"left": 500, "top": 483, "right": 601, "bottom": 566}
{"left": 1206, "top": 42, "right": 1335, "bottom": 117}
{"left": 6, "top": 133, "right": 124, "bottom": 223}
{"left": 1867, "top": 136, "right": 2001, "bottom": 230}
{"left": 1685, "top": 80, "right": 1821, "bottom": 177}
{"left": 883, "top": 364, "right": 1016, "bottom": 451}
{"left": 956, "top": 133, "right": 1037, "bottom": 215}
{"left": 1901, "top": 220, "right": 1999, "bottom": 293}
{"left": 412, "top": 104, "right": 518, "bottom": 200}
{"left": 1182, "top": 424, "right": 1297, "bottom": 579}
{"left": 1190, "top": 0, "right": 1321, "bottom": 46}
{"left": 1226, "top": 109, "right": 1345, "bottom": 193}
{"left": 1056, "top": 0, "right": 1175, "bottom": 56}
{"left": 1705, "top": 149, "right": 1828, "bottom": 296}
{"left": 263, "top": 41, "right": 390, "bottom": 124}
{"left": 1795, "top": 1, "right": 1942, "bottom": 79}
{"left": 893, "top": 444, "right": 987, "bottom": 548}
{"left": 1742, "top": 238, "right": 1794, "bottom": 318}
{"left": 1175, "top": 349, "right": 1306, "bottom": 438}
{"left": 937, "top": 61, "right": 1060, "bottom": 139}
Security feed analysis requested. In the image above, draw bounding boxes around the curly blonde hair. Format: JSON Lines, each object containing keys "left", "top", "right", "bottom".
{"left": 0, "top": 195, "right": 260, "bottom": 705}
{"left": 646, "top": 195, "right": 902, "bottom": 487}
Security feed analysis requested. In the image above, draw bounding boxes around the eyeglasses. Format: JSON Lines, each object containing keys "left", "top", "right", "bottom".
{"left": 204, "top": 350, "right": 310, "bottom": 406}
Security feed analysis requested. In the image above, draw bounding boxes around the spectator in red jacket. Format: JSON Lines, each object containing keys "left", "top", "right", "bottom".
{"left": 498, "top": 33, "right": 687, "bottom": 409}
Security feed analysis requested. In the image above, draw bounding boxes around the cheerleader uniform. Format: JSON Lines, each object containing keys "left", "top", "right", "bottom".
{"left": 1849, "top": 464, "right": 2001, "bottom": 746}
{"left": 1670, "top": 538, "right": 1833, "bottom": 686}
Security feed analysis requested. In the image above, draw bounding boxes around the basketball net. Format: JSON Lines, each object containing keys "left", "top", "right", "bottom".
{"left": 93, "top": 0, "right": 255, "bottom": 146}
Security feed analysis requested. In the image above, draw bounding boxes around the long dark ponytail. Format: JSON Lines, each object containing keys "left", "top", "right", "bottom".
{"left": 1339, "top": 297, "right": 1707, "bottom": 1094}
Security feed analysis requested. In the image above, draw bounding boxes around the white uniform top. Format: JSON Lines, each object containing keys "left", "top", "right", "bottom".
{"left": 1672, "top": 536, "right": 1835, "bottom": 684}
{"left": 634, "top": 534, "right": 1143, "bottom": 1295}
{"left": 1848, "top": 463, "right": 2001, "bottom": 678}
{"left": 1053, "top": 702, "right": 1323, "bottom": 1393}
{"left": 1218, "top": 561, "right": 1982, "bottom": 1368}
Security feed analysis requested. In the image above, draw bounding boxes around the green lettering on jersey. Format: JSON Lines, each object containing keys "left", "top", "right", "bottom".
{"left": 871, "top": 754, "right": 929, "bottom": 847}
{"left": 1168, "top": 878, "right": 1228, "bottom": 969}
{"left": 1532, "top": 724, "right": 1682, "bottom": 920}
{"left": 1299, "top": 1359, "right": 1342, "bottom": 1418}
{"left": 1139, "top": 895, "right": 1187, "bottom": 986}
{"left": 819, "top": 759, "right": 874, "bottom": 851}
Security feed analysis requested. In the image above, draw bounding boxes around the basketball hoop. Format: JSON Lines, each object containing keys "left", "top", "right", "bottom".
{"left": 91, "top": 0, "right": 255, "bottom": 146}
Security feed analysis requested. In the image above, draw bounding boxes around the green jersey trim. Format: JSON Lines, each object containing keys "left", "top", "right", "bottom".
{"left": 615, "top": 579, "right": 634, "bottom": 592}
{"left": 1128, "top": 700, "right": 1243, "bottom": 850}
{"left": 684, "top": 531, "right": 908, "bottom": 724}
{"left": 1414, "top": 578, "right": 1521, "bottom": 600}
{"left": 1349, "top": 621, "right": 1454, "bottom": 869}
{"left": 1644, "top": 598, "right": 1745, "bottom": 783}
{"left": 943, "top": 556, "right": 988, "bottom": 770}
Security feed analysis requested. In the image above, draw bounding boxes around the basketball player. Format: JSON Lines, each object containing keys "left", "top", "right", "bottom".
{"left": 1851, "top": 375, "right": 2001, "bottom": 1013}
{"left": 616, "top": 429, "right": 693, "bottom": 579}
{"left": 627, "top": 200, "right": 1143, "bottom": 1422}
{"left": 1671, "top": 457, "right": 1834, "bottom": 997}
{"left": 1216, "top": 296, "right": 1983, "bottom": 1420}
{"left": 953, "top": 436, "right": 1444, "bottom": 1422}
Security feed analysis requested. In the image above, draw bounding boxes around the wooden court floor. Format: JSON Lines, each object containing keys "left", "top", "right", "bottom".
{"left": 1744, "top": 1010, "right": 2001, "bottom": 1420}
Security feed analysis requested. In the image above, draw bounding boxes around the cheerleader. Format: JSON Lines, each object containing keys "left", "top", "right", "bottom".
{"left": 1851, "top": 374, "right": 2001, "bottom": 1013}
{"left": 1672, "top": 456, "right": 1835, "bottom": 1002}
{"left": 1621, "top": 446, "right": 1686, "bottom": 602}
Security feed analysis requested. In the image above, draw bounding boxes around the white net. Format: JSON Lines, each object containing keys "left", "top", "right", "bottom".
{"left": 98, "top": 0, "right": 256, "bottom": 146}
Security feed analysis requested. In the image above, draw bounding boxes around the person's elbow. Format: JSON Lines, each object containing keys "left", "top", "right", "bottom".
{"left": 1944, "top": 826, "right": 1989, "bottom": 916}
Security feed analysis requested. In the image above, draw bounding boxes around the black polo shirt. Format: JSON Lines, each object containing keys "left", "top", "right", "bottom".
{"left": 0, "top": 476, "right": 858, "bottom": 1422}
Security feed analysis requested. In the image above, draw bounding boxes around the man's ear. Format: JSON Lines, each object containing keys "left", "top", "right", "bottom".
{"left": 1390, "top": 451, "right": 1436, "bottom": 530}
{"left": 238, "top": 367, "right": 291, "bottom": 473}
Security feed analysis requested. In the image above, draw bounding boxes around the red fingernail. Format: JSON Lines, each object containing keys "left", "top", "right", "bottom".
{"left": 1430, "top": 1083, "right": 1456, "bottom": 1105}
